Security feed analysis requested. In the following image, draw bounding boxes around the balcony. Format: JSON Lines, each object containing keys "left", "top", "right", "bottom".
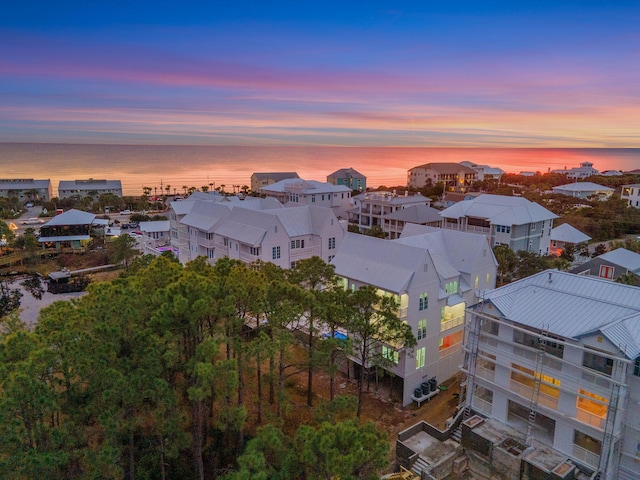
{"left": 397, "top": 306, "right": 408, "bottom": 319}
{"left": 465, "top": 225, "right": 491, "bottom": 234}
{"left": 239, "top": 252, "right": 259, "bottom": 263}
{"left": 440, "top": 315, "right": 464, "bottom": 332}
{"left": 214, "top": 241, "right": 228, "bottom": 254}
{"left": 476, "top": 365, "right": 495, "bottom": 383}
{"left": 473, "top": 397, "right": 492, "bottom": 415}
{"left": 290, "top": 245, "right": 321, "bottom": 259}
{"left": 509, "top": 379, "right": 559, "bottom": 410}
{"left": 198, "top": 237, "right": 216, "bottom": 248}
{"left": 438, "top": 342, "right": 462, "bottom": 359}
{"left": 572, "top": 443, "right": 600, "bottom": 468}
{"left": 575, "top": 407, "right": 606, "bottom": 430}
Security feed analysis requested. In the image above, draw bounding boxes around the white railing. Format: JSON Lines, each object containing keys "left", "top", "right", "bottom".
{"left": 214, "top": 242, "right": 228, "bottom": 253}
{"left": 290, "top": 245, "right": 321, "bottom": 259}
{"left": 476, "top": 365, "right": 495, "bottom": 382}
{"left": 509, "top": 379, "right": 559, "bottom": 410}
{"left": 198, "top": 237, "right": 216, "bottom": 248}
{"left": 441, "top": 315, "right": 464, "bottom": 332}
{"left": 439, "top": 342, "right": 463, "bottom": 359}
{"left": 466, "top": 225, "right": 490, "bottom": 234}
{"left": 239, "top": 252, "right": 259, "bottom": 263}
{"left": 572, "top": 443, "right": 600, "bottom": 467}
{"left": 513, "top": 345, "right": 562, "bottom": 370}
{"left": 575, "top": 407, "right": 606, "bottom": 430}
{"left": 581, "top": 370, "right": 611, "bottom": 390}
{"left": 397, "top": 306, "right": 408, "bottom": 319}
{"left": 473, "top": 397, "right": 493, "bottom": 415}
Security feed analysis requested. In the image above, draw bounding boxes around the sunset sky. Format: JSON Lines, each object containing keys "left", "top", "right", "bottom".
{"left": 1, "top": 1, "right": 639, "bottom": 147}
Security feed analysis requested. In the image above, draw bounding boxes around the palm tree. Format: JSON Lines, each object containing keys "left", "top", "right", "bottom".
{"left": 165, "top": 185, "right": 171, "bottom": 197}
{"left": 182, "top": 185, "right": 188, "bottom": 195}
{"left": 201, "top": 186, "right": 209, "bottom": 193}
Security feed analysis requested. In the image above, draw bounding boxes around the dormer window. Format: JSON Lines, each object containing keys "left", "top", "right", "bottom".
{"left": 445, "top": 280, "right": 458, "bottom": 295}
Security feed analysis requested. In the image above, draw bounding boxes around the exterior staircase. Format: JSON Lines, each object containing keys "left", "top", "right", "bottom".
{"left": 411, "top": 456, "right": 429, "bottom": 476}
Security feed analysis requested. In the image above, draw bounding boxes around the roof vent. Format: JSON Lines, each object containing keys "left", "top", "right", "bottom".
{"left": 548, "top": 272, "right": 552, "bottom": 283}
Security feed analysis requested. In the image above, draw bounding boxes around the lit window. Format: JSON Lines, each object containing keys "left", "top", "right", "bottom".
{"left": 417, "top": 319, "right": 427, "bottom": 340}
{"left": 474, "top": 276, "right": 479, "bottom": 288}
{"left": 416, "top": 347, "right": 425, "bottom": 369}
{"left": 382, "top": 346, "right": 399, "bottom": 364}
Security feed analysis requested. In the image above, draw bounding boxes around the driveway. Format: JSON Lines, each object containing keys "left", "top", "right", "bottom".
{"left": 8, "top": 279, "right": 86, "bottom": 328}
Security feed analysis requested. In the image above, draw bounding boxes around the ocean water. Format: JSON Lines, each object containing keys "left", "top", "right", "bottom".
{"left": 1, "top": 143, "right": 638, "bottom": 196}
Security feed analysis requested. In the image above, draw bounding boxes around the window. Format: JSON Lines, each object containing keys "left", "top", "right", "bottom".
{"left": 531, "top": 223, "right": 537, "bottom": 231}
{"left": 328, "top": 237, "right": 336, "bottom": 249}
{"left": 416, "top": 347, "right": 425, "bottom": 369}
{"left": 311, "top": 195, "right": 315, "bottom": 203}
{"left": 272, "top": 246, "right": 281, "bottom": 259}
{"left": 290, "top": 239, "right": 305, "bottom": 249}
{"left": 419, "top": 292, "right": 428, "bottom": 310}
{"left": 634, "top": 357, "right": 640, "bottom": 377}
{"left": 577, "top": 389, "right": 608, "bottom": 420}
{"left": 417, "top": 319, "right": 427, "bottom": 340}
{"left": 474, "top": 276, "right": 479, "bottom": 288}
{"left": 497, "top": 225, "right": 511, "bottom": 234}
{"left": 480, "top": 318, "right": 499, "bottom": 336}
{"left": 250, "top": 246, "right": 260, "bottom": 256}
{"left": 445, "top": 280, "right": 458, "bottom": 294}
{"left": 486, "top": 272, "right": 491, "bottom": 284}
{"left": 328, "top": 255, "right": 335, "bottom": 262}
{"left": 224, "top": 238, "right": 228, "bottom": 246}
{"left": 382, "top": 346, "right": 399, "bottom": 364}
{"left": 599, "top": 265, "right": 615, "bottom": 279}
{"left": 583, "top": 350, "right": 613, "bottom": 376}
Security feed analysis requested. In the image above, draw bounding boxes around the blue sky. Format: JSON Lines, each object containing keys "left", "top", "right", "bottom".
{"left": 1, "top": 1, "right": 639, "bottom": 146}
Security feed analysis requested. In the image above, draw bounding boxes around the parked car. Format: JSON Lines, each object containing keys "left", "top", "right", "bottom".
{"left": 21, "top": 217, "right": 43, "bottom": 225}
{"left": 120, "top": 209, "right": 132, "bottom": 215}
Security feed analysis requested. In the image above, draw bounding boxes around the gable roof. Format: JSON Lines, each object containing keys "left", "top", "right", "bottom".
{"left": 331, "top": 233, "right": 423, "bottom": 292}
{"left": 327, "top": 167, "right": 365, "bottom": 178}
{"left": 383, "top": 204, "right": 442, "bottom": 224}
{"left": 398, "top": 224, "right": 496, "bottom": 276}
{"left": 481, "top": 270, "right": 640, "bottom": 359}
{"left": 597, "top": 248, "right": 640, "bottom": 273}
{"left": 43, "top": 209, "right": 96, "bottom": 226}
{"left": 439, "top": 194, "right": 557, "bottom": 225}
{"left": 139, "top": 220, "right": 170, "bottom": 233}
{"left": 550, "top": 223, "right": 591, "bottom": 244}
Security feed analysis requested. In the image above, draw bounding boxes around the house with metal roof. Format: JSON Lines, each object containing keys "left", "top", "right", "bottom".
{"left": 259, "top": 178, "right": 353, "bottom": 219}
{"left": 58, "top": 179, "right": 122, "bottom": 199}
{"left": 38, "top": 208, "right": 107, "bottom": 251}
{"left": 551, "top": 182, "right": 614, "bottom": 200}
{"left": 407, "top": 162, "right": 478, "bottom": 192}
{"left": 382, "top": 204, "right": 442, "bottom": 239}
{"left": 250, "top": 172, "right": 299, "bottom": 192}
{"left": 326, "top": 167, "right": 366, "bottom": 191}
{"left": 549, "top": 223, "right": 591, "bottom": 257}
{"left": 551, "top": 162, "right": 599, "bottom": 179}
{"left": 173, "top": 194, "right": 344, "bottom": 268}
{"left": 331, "top": 225, "right": 497, "bottom": 406}
{"left": 348, "top": 190, "right": 430, "bottom": 236}
{"left": 463, "top": 270, "right": 640, "bottom": 479}
{"left": 168, "top": 193, "right": 282, "bottom": 263}
{"left": 439, "top": 194, "right": 557, "bottom": 255}
{"left": 621, "top": 184, "right": 640, "bottom": 209}
{"left": 570, "top": 248, "right": 640, "bottom": 285}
